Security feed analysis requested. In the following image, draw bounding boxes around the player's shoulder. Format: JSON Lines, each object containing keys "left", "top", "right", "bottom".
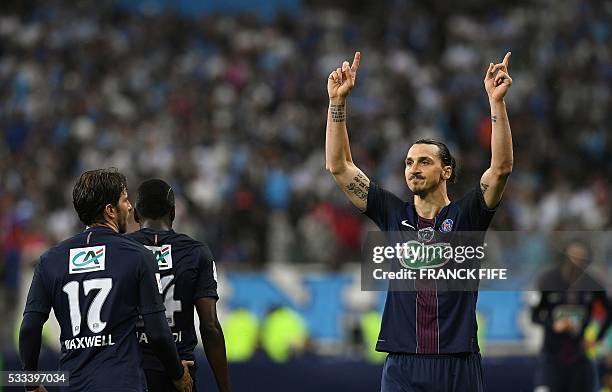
{"left": 122, "top": 230, "right": 161, "bottom": 250}
{"left": 129, "top": 228, "right": 210, "bottom": 258}
{"left": 39, "top": 237, "right": 70, "bottom": 266}
{"left": 174, "top": 231, "right": 202, "bottom": 245}
{"left": 125, "top": 229, "right": 146, "bottom": 243}
{"left": 39, "top": 230, "right": 147, "bottom": 268}
{"left": 38, "top": 230, "right": 151, "bottom": 285}
{"left": 172, "top": 232, "right": 215, "bottom": 262}
{"left": 369, "top": 180, "right": 410, "bottom": 210}
{"left": 79, "top": 228, "right": 152, "bottom": 261}
{"left": 536, "top": 266, "right": 564, "bottom": 290}
{"left": 451, "top": 183, "right": 493, "bottom": 213}
{"left": 132, "top": 228, "right": 197, "bottom": 246}
{"left": 39, "top": 231, "right": 89, "bottom": 262}
{"left": 453, "top": 183, "right": 480, "bottom": 204}
{"left": 118, "top": 234, "right": 153, "bottom": 254}
{"left": 576, "top": 272, "right": 606, "bottom": 292}
{"left": 173, "top": 232, "right": 210, "bottom": 254}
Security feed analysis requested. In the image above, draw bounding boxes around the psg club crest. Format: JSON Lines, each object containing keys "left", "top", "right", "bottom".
{"left": 417, "top": 227, "right": 435, "bottom": 243}
{"left": 440, "top": 218, "right": 454, "bottom": 233}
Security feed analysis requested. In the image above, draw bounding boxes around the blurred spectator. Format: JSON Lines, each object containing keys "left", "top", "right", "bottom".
{"left": 0, "top": 0, "right": 611, "bottom": 342}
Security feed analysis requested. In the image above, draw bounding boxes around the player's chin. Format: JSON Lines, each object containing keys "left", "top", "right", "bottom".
{"left": 407, "top": 183, "right": 423, "bottom": 195}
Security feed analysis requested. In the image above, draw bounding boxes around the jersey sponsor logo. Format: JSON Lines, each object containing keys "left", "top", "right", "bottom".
{"left": 399, "top": 240, "right": 452, "bottom": 269}
{"left": 440, "top": 218, "right": 454, "bottom": 233}
{"left": 400, "top": 220, "right": 416, "bottom": 229}
{"left": 69, "top": 246, "right": 106, "bottom": 274}
{"left": 417, "top": 227, "right": 435, "bottom": 243}
{"left": 552, "top": 304, "right": 587, "bottom": 334}
{"left": 144, "top": 245, "right": 173, "bottom": 270}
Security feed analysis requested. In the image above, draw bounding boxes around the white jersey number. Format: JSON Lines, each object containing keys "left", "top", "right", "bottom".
{"left": 160, "top": 275, "right": 182, "bottom": 327}
{"left": 62, "top": 278, "right": 112, "bottom": 337}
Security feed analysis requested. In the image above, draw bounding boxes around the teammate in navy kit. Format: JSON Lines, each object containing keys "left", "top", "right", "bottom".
{"left": 127, "top": 179, "right": 230, "bottom": 392}
{"left": 19, "top": 169, "right": 193, "bottom": 392}
{"left": 532, "top": 239, "right": 611, "bottom": 392}
{"left": 325, "top": 52, "right": 514, "bottom": 391}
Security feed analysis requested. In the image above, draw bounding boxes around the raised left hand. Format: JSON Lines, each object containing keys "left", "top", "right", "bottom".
{"left": 484, "top": 52, "right": 512, "bottom": 102}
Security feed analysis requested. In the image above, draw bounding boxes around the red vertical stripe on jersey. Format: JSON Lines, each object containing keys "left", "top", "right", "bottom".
{"left": 416, "top": 216, "right": 439, "bottom": 353}
{"left": 416, "top": 283, "right": 438, "bottom": 353}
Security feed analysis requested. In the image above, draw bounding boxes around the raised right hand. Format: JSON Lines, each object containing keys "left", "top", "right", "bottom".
{"left": 327, "top": 51, "right": 361, "bottom": 102}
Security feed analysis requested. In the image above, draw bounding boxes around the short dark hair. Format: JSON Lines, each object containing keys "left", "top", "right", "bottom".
{"left": 135, "top": 179, "right": 175, "bottom": 220}
{"left": 414, "top": 138, "right": 457, "bottom": 183}
{"left": 73, "top": 168, "right": 128, "bottom": 226}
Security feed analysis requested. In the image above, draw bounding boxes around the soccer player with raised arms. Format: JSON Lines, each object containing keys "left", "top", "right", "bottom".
{"left": 325, "top": 52, "right": 513, "bottom": 391}
{"left": 127, "top": 179, "right": 230, "bottom": 392}
{"left": 19, "top": 169, "right": 193, "bottom": 392}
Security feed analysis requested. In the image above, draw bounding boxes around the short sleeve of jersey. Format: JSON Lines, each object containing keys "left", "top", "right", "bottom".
{"left": 458, "top": 184, "right": 497, "bottom": 231}
{"left": 364, "top": 181, "right": 405, "bottom": 231}
{"left": 193, "top": 245, "right": 219, "bottom": 301}
{"left": 138, "top": 250, "right": 166, "bottom": 315}
{"left": 23, "top": 259, "right": 52, "bottom": 315}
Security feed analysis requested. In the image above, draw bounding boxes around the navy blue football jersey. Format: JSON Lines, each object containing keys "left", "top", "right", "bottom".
{"left": 533, "top": 267, "right": 611, "bottom": 362}
{"left": 365, "top": 181, "right": 496, "bottom": 354}
{"left": 126, "top": 228, "right": 218, "bottom": 371}
{"left": 23, "top": 226, "right": 165, "bottom": 391}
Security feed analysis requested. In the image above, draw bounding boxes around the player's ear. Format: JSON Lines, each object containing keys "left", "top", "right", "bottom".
{"left": 104, "top": 203, "right": 115, "bottom": 219}
{"left": 442, "top": 166, "right": 452, "bottom": 181}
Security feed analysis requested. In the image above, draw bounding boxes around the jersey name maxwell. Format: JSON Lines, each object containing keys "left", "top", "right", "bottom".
{"left": 144, "top": 245, "right": 173, "bottom": 270}
{"left": 64, "top": 334, "right": 115, "bottom": 350}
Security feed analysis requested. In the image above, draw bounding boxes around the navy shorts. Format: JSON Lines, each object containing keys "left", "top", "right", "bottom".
{"left": 381, "top": 353, "right": 485, "bottom": 392}
{"left": 534, "top": 355, "right": 597, "bottom": 392}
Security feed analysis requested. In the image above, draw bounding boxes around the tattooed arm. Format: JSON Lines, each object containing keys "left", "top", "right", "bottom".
{"left": 481, "top": 52, "right": 514, "bottom": 208}
{"left": 325, "top": 52, "right": 371, "bottom": 211}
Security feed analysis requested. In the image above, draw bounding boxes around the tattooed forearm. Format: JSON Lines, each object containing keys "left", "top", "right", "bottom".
{"left": 330, "top": 104, "right": 346, "bottom": 123}
{"left": 491, "top": 115, "right": 497, "bottom": 123}
{"left": 346, "top": 183, "right": 367, "bottom": 201}
{"left": 480, "top": 182, "right": 490, "bottom": 194}
{"left": 346, "top": 173, "right": 368, "bottom": 201}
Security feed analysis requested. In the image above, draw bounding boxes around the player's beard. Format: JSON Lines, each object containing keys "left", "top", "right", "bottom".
{"left": 407, "top": 176, "right": 428, "bottom": 197}
{"left": 117, "top": 211, "right": 128, "bottom": 233}
{"left": 411, "top": 187, "right": 426, "bottom": 197}
{"left": 408, "top": 177, "right": 438, "bottom": 198}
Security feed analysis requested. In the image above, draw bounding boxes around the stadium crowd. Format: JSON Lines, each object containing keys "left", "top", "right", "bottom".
{"left": 0, "top": 0, "right": 611, "bottom": 346}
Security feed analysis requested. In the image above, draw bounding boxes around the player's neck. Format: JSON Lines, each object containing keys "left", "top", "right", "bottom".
{"left": 140, "top": 219, "right": 172, "bottom": 231}
{"left": 89, "top": 221, "right": 119, "bottom": 233}
{"left": 413, "top": 187, "right": 450, "bottom": 219}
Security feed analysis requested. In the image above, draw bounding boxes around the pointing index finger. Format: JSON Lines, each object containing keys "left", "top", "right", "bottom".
{"left": 351, "top": 51, "right": 361, "bottom": 73}
{"left": 502, "top": 51, "right": 511, "bottom": 68}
